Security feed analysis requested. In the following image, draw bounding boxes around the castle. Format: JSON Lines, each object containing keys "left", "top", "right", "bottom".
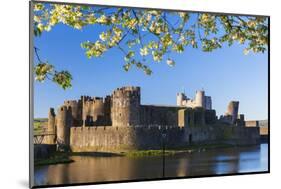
{"left": 45, "top": 86, "right": 260, "bottom": 152}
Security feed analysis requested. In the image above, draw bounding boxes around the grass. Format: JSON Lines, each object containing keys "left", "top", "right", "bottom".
{"left": 33, "top": 143, "right": 248, "bottom": 164}
{"left": 122, "top": 143, "right": 237, "bottom": 157}
{"left": 33, "top": 118, "right": 47, "bottom": 132}
{"left": 34, "top": 152, "right": 74, "bottom": 166}
{"left": 123, "top": 150, "right": 176, "bottom": 157}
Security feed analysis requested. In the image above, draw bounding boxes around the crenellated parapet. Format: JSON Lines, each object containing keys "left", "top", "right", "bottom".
{"left": 112, "top": 86, "right": 141, "bottom": 99}
{"left": 64, "top": 100, "right": 82, "bottom": 126}
{"left": 111, "top": 86, "right": 141, "bottom": 126}
{"left": 177, "top": 90, "right": 212, "bottom": 110}
{"left": 44, "top": 86, "right": 257, "bottom": 152}
{"left": 81, "top": 96, "right": 106, "bottom": 126}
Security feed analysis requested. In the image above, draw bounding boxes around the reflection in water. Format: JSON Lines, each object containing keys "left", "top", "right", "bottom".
{"left": 34, "top": 144, "right": 268, "bottom": 186}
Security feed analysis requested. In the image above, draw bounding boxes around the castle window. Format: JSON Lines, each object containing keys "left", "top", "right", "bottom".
{"left": 119, "top": 113, "right": 121, "bottom": 117}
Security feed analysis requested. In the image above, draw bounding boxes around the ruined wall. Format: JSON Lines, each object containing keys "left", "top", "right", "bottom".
{"left": 47, "top": 108, "right": 56, "bottom": 144}
{"left": 176, "top": 92, "right": 188, "bottom": 106}
{"left": 69, "top": 125, "right": 260, "bottom": 152}
{"left": 259, "top": 126, "right": 268, "bottom": 136}
{"left": 226, "top": 101, "right": 239, "bottom": 123}
{"left": 195, "top": 90, "right": 205, "bottom": 108}
{"left": 140, "top": 105, "right": 182, "bottom": 126}
{"left": 245, "top": 120, "right": 259, "bottom": 127}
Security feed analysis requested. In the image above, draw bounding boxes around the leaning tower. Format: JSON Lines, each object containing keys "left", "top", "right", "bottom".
{"left": 111, "top": 86, "right": 141, "bottom": 127}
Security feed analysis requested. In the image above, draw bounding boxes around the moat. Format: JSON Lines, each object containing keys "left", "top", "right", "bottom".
{"left": 34, "top": 143, "right": 268, "bottom": 186}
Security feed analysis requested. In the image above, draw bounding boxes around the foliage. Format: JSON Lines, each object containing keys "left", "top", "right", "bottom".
{"left": 34, "top": 152, "right": 74, "bottom": 166}
{"left": 34, "top": 48, "right": 73, "bottom": 89}
{"left": 33, "top": 3, "right": 268, "bottom": 89}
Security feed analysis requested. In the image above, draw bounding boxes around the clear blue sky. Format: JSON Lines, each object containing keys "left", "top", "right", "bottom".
{"left": 34, "top": 8, "right": 268, "bottom": 120}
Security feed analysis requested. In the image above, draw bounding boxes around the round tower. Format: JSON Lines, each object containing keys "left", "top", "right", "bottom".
{"left": 92, "top": 97, "right": 105, "bottom": 125}
{"left": 64, "top": 100, "right": 82, "bottom": 126}
{"left": 226, "top": 101, "right": 239, "bottom": 123}
{"left": 195, "top": 90, "right": 205, "bottom": 108}
{"left": 56, "top": 105, "right": 72, "bottom": 149}
{"left": 81, "top": 96, "right": 92, "bottom": 126}
{"left": 47, "top": 108, "right": 56, "bottom": 144}
{"left": 111, "top": 86, "right": 141, "bottom": 127}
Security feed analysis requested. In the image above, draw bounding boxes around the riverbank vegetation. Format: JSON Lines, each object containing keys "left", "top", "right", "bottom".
{"left": 122, "top": 143, "right": 237, "bottom": 157}
{"left": 33, "top": 118, "right": 47, "bottom": 132}
{"left": 34, "top": 143, "right": 253, "bottom": 165}
{"left": 34, "top": 152, "right": 74, "bottom": 166}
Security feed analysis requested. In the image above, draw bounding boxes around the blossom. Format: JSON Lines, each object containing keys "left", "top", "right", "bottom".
{"left": 140, "top": 47, "right": 149, "bottom": 56}
{"left": 166, "top": 58, "right": 175, "bottom": 67}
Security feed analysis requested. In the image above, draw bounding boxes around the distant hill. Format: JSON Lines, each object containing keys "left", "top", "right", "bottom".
{"left": 34, "top": 118, "right": 48, "bottom": 122}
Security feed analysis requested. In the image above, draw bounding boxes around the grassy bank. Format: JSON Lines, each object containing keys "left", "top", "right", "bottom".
{"left": 123, "top": 143, "right": 237, "bottom": 157}
{"left": 34, "top": 152, "right": 74, "bottom": 166}
{"left": 123, "top": 150, "right": 176, "bottom": 157}
{"left": 34, "top": 143, "right": 245, "bottom": 163}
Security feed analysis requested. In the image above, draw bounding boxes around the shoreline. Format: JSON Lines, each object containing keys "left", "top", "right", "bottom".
{"left": 35, "top": 143, "right": 265, "bottom": 166}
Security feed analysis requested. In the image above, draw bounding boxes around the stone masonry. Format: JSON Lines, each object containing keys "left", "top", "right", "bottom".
{"left": 45, "top": 86, "right": 260, "bottom": 152}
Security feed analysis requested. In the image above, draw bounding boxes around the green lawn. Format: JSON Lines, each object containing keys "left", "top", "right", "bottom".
{"left": 33, "top": 118, "right": 48, "bottom": 132}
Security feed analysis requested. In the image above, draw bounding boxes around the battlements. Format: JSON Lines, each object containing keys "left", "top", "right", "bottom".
{"left": 177, "top": 90, "right": 212, "bottom": 110}
{"left": 64, "top": 100, "right": 79, "bottom": 105}
{"left": 80, "top": 96, "right": 104, "bottom": 102}
{"left": 44, "top": 86, "right": 255, "bottom": 152}
{"left": 50, "top": 87, "right": 244, "bottom": 129}
{"left": 112, "top": 86, "right": 140, "bottom": 97}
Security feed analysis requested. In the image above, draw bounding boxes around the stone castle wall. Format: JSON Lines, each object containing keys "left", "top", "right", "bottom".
{"left": 69, "top": 125, "right": 260, "bottom": 152}
{"left": 44, "top": 86, "right": 260, "bottom": 152}
{"left": 140, "top": 105, "right": 183, "bottom": 126}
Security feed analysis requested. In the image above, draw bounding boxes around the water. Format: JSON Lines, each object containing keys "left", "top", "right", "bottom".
{"left": 34, "top": 144, "right": 268, "bottom": 186}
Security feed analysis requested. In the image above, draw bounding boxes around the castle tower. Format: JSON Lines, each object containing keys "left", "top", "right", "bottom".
{"left": 226, "top": 101, "right": 239, "bottom": 123}
{"left": 195, "top": 90, "right": 205, "bottom": 108}
{"left": 104, "top": 95, "right": 112, "bottom": 125}
{"left": 205, "top": 96, "right": 212, "bottom": 110}
{"left": 47, "top": 108, "right": 56, "bottom": 144}
{"left": 111, "top": 86, "right": 141, "bottom": 127}
{"left": 64, "top": 100, "right": 82, "bottom": 126}
{"left": 177, "top": 92, "right": 187, "bottom": 106}
{"left": 92, "top": 97, "right": 105, "bottom": 125}
{"left": 81, "top": 96, "right": 92, "bottom": 126}
{"left": 81, "top": 96, "right": 106, "bottom": 126}
{"left": 56, "top": 105, "right": 72, "bottom": 149}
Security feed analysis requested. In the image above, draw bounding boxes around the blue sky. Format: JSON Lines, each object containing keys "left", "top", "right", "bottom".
{"left": 34, "top": 8, "right": 268, "bottom": 120}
